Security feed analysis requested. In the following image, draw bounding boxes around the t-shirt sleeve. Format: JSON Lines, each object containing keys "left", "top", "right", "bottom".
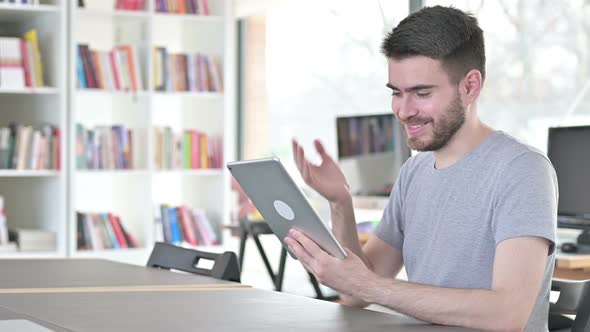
{"left": 492, "top": 152, "right": 558, "bottom": 255}
{"left": 373, "top": 170, "right": 405, "bottom": 251}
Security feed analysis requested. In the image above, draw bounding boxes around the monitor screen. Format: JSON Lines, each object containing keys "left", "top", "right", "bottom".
{"left": 547, "top": 126, "right": 590, "bottom": 217}
{"left": 336, "top": 113, "right": 399, "bottom": 159}
{"left": 336, "top": 113, "right": 410, "bottom": 196}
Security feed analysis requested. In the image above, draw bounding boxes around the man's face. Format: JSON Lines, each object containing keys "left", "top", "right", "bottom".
{"left": 387, "top": 56, "right": 466, "bottom": 152}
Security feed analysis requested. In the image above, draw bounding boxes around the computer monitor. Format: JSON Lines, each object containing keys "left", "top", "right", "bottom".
{"left": 547, "top": 125, "right": 590, "bottom": 249}
{"left": 336, "top": 113, "right": 411, "bottom": 197}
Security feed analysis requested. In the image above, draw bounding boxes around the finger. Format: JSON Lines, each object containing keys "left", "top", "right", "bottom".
{"left": 288, "top": 228, "right": 330, "bottom": 261}
{"left": 292, "top": 139, "right": 300, "bottom": 166}
{"left": 285, "top": 236, "right": 315, "bottom": 270}
{"left": 292, "top": 139, "right": 301, "bottom": 164}
{"left": 301, "top": 158, "right": 313, "bottom": 185}
{"left": 292, "top": 140, "right": 304, "bottom": 174}
{"left": 343, "top": 247, "right": 355, "bottom": 260}
{"left": 314, "top": 139, "right": 333, "bottom": 163}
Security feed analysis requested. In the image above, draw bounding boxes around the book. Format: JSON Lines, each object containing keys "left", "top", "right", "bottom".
{"left": 0, "top": 37, "right": 25, "bottom": 89}
{"left": 177, "top": 205, "right": 198, "bottom": 245}
{"left": 159, "top": 204, "right": 172, "bottom": 242}
{"left": 8, "top": 228, "right": 57, "bottom": 252}
{"left": 0, "top": 196, "right": 8, "bottom": 244}
{"left": 23, "top": 30, "right": 43, "bottom": 87}
{"left": 167, "top": 207, "right": 182, "bottom": 244}
{"left": 108, "top": 213, "right": 128, "bottom": 248}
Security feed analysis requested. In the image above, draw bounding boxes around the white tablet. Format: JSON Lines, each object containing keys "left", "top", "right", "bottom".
{"left": 227, "top": 158, "right": 347, "bottom": 259}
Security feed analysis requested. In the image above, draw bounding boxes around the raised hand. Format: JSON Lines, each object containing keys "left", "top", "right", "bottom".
{"left": 292, "top": 138, "right": 351, "bottom": 204}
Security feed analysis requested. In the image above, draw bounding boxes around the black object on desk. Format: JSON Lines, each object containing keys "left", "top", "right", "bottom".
{"left": 147, "top": 242, "right": 241, "bottom": 282}
{"left": 561, "top": 242, "right": 578, "bottom": 254}
{"left": 237, "top": 219, "right": 339, "bottom": 301}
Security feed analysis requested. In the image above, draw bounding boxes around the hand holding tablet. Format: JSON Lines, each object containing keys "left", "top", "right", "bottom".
{"left": 227, "top": 158, "right": 347, "bottom": 259}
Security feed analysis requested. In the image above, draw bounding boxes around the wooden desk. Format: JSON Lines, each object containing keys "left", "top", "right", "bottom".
{"left": 0, "top": 288, "right": 478, "bottom": 331}
{"left": 554, "top": 254, "right": 590, "bottom": 280}
{"left": 0, "top": 259, "right": 247, "bottom": 293}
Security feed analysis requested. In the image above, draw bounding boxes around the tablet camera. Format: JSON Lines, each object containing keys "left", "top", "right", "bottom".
{"left": 273, "top": 200, "right": 295, "bottom": 221}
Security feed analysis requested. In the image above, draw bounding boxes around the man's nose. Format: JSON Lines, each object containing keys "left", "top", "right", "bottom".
{"left": 394, "top": 96, "right": 418, "bottom": 121}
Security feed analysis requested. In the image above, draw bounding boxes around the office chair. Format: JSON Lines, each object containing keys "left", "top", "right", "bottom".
{"left": 549, "top": 279, "right": 590, "bottom": 332}
{"left": 147, "top": 242, "right": 241, "bottom": 282}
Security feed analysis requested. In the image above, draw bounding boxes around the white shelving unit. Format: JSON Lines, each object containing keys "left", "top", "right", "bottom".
{"left": 0, "top": 1, "right": 67, "bottom": 258}
{"left": 68, "top": 0, "right": 236, "bottom": 264}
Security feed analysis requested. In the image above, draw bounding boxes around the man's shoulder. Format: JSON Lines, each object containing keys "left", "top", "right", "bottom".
{"left": 490, "top": 131, "right": 551, "bottom": 167}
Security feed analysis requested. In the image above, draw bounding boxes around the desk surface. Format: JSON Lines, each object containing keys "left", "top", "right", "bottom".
{"left": 0, "top": 288, "right": 478, "bottom": 332}
{"left": 0, "top": 306, "right": 72, "bottom": 331}
{"left": 0, "top": 259, "right": 240, "bottom": 290}
{"left": 554, "top": 254, "right": 590, "bottom": 280}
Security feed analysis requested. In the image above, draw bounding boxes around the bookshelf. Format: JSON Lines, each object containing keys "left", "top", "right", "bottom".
{"left": 68, "top": 0, "right": 236, "bottom": 264}
{"left": 0, "top": 0, "right": 67, "bottom": 258}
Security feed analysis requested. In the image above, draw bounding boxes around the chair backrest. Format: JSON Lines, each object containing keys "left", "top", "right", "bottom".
{"left": 550, "top": 279, "right": 590, "bottom": 332}
{"left": 147, "top": 242, "right": 241, "bottom": 282}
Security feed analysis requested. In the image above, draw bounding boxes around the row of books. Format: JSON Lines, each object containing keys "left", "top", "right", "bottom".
{"left": 76, "top": 124, "right": 134, "bottom": 170}
{"left": 155, "top": 0, "right": 210, "bottom": 15}
{"left": 155, "top": 204, "right": 218, "bottom": 246}
{"left": 153, "top": 49, "right": 222, "bottom": 93}
{"left": 76, "top": 44, "right": 143, "bottom": 92}
{"left": 0, "top": 30, "right": 44, "bottom": 89}
{"left": 153, "top": 127, "right": 222, "bottom": 170}
{"left": 0, "top": 0, "right": 41, "bottom": 5}
{"left": 0, "top": 124, "right": 61, "bottom": 170}
{"left": 76, "top": 211, "right": 139, "bottom": 250}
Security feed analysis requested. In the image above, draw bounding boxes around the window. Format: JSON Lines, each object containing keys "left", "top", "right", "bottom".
{"left": 241, "top": 1, "right": 409, "bottom": 178}
{"left": 425, "top": 0, "right": 590, "bottom": 151}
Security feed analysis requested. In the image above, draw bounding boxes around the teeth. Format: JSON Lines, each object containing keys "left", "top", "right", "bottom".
{"left": 409, "top": 123, "right": 426, "bottom": 129}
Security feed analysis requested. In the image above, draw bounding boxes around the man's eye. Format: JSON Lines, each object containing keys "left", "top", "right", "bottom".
{"left": 391, "top": 92, "right": 401, "bottom": 97}
{"left": 417, "top": 92, "right": 431, "bottom": 98}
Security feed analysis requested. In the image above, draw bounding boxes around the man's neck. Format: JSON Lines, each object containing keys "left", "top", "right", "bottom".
{"left": 433, "top": 117, "right": 494, "bottom": 169}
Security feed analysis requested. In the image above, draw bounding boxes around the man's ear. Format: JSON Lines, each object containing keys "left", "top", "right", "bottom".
{"left": 461, "top": 69, "right": 483, "bottom": 106}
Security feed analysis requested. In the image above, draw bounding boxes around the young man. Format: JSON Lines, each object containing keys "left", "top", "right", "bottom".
{"left": 285, "top": 6, "right": 557, "bottom": 332}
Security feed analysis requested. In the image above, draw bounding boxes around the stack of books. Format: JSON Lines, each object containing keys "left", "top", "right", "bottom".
{"left": 0, "top": 30, "right": 45, "bottom": 90}
{"left": 153, "top": 48, "right": 222, "bottom": 93}
{"left": 155, "top": 0, "right": 210, "bottom": 15}
{"left": 155, "top": 204, "right": 218, "bottom": 246}
{"left": 0, "top": 124, "right": 61, "bottom": 170}
{"left": 76, "top": 124, "right": 134, "bottom": 170}
{"left": 76, "top": 211, "right": 139, "bottom": 250}
{"left": 153, "top": 127, "right": 222, "bottom": 170}
{"left": 76, "top": 44, "right": 143, "bottom": 92}
{"left": 9, "top": 229, "right": 56, "bottom": 252}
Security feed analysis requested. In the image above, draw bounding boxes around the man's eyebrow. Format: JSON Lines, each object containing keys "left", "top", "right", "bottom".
{"left": 386, "top": 83, "right": 437, "bottom": 92}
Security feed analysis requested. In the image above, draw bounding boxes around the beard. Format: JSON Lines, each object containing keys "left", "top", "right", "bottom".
{"left": 406, "top": 93, "right": 466, "bottom": 152}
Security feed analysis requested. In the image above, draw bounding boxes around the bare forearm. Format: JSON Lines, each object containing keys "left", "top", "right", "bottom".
{"left": 329, "top": 196, "right": 375, "bottom": 308}
{"left": 358, "top": 277, "right": 528, "bottom": 331}
{"left": 329, "top": 195, "right": 366, "bottom": 263}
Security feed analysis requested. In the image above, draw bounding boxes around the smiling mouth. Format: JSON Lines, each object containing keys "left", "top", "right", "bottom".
{"left": 405, "top": 122, "right": 428, "bottom": 135}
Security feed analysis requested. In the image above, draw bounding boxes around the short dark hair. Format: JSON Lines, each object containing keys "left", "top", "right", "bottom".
{"left": 381, "top": 6, "right": 485, "bottom": 84}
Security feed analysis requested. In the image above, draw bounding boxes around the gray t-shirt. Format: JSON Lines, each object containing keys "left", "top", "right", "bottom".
{"left": 374, "top": 131, "right": 557, "bottom": 331}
